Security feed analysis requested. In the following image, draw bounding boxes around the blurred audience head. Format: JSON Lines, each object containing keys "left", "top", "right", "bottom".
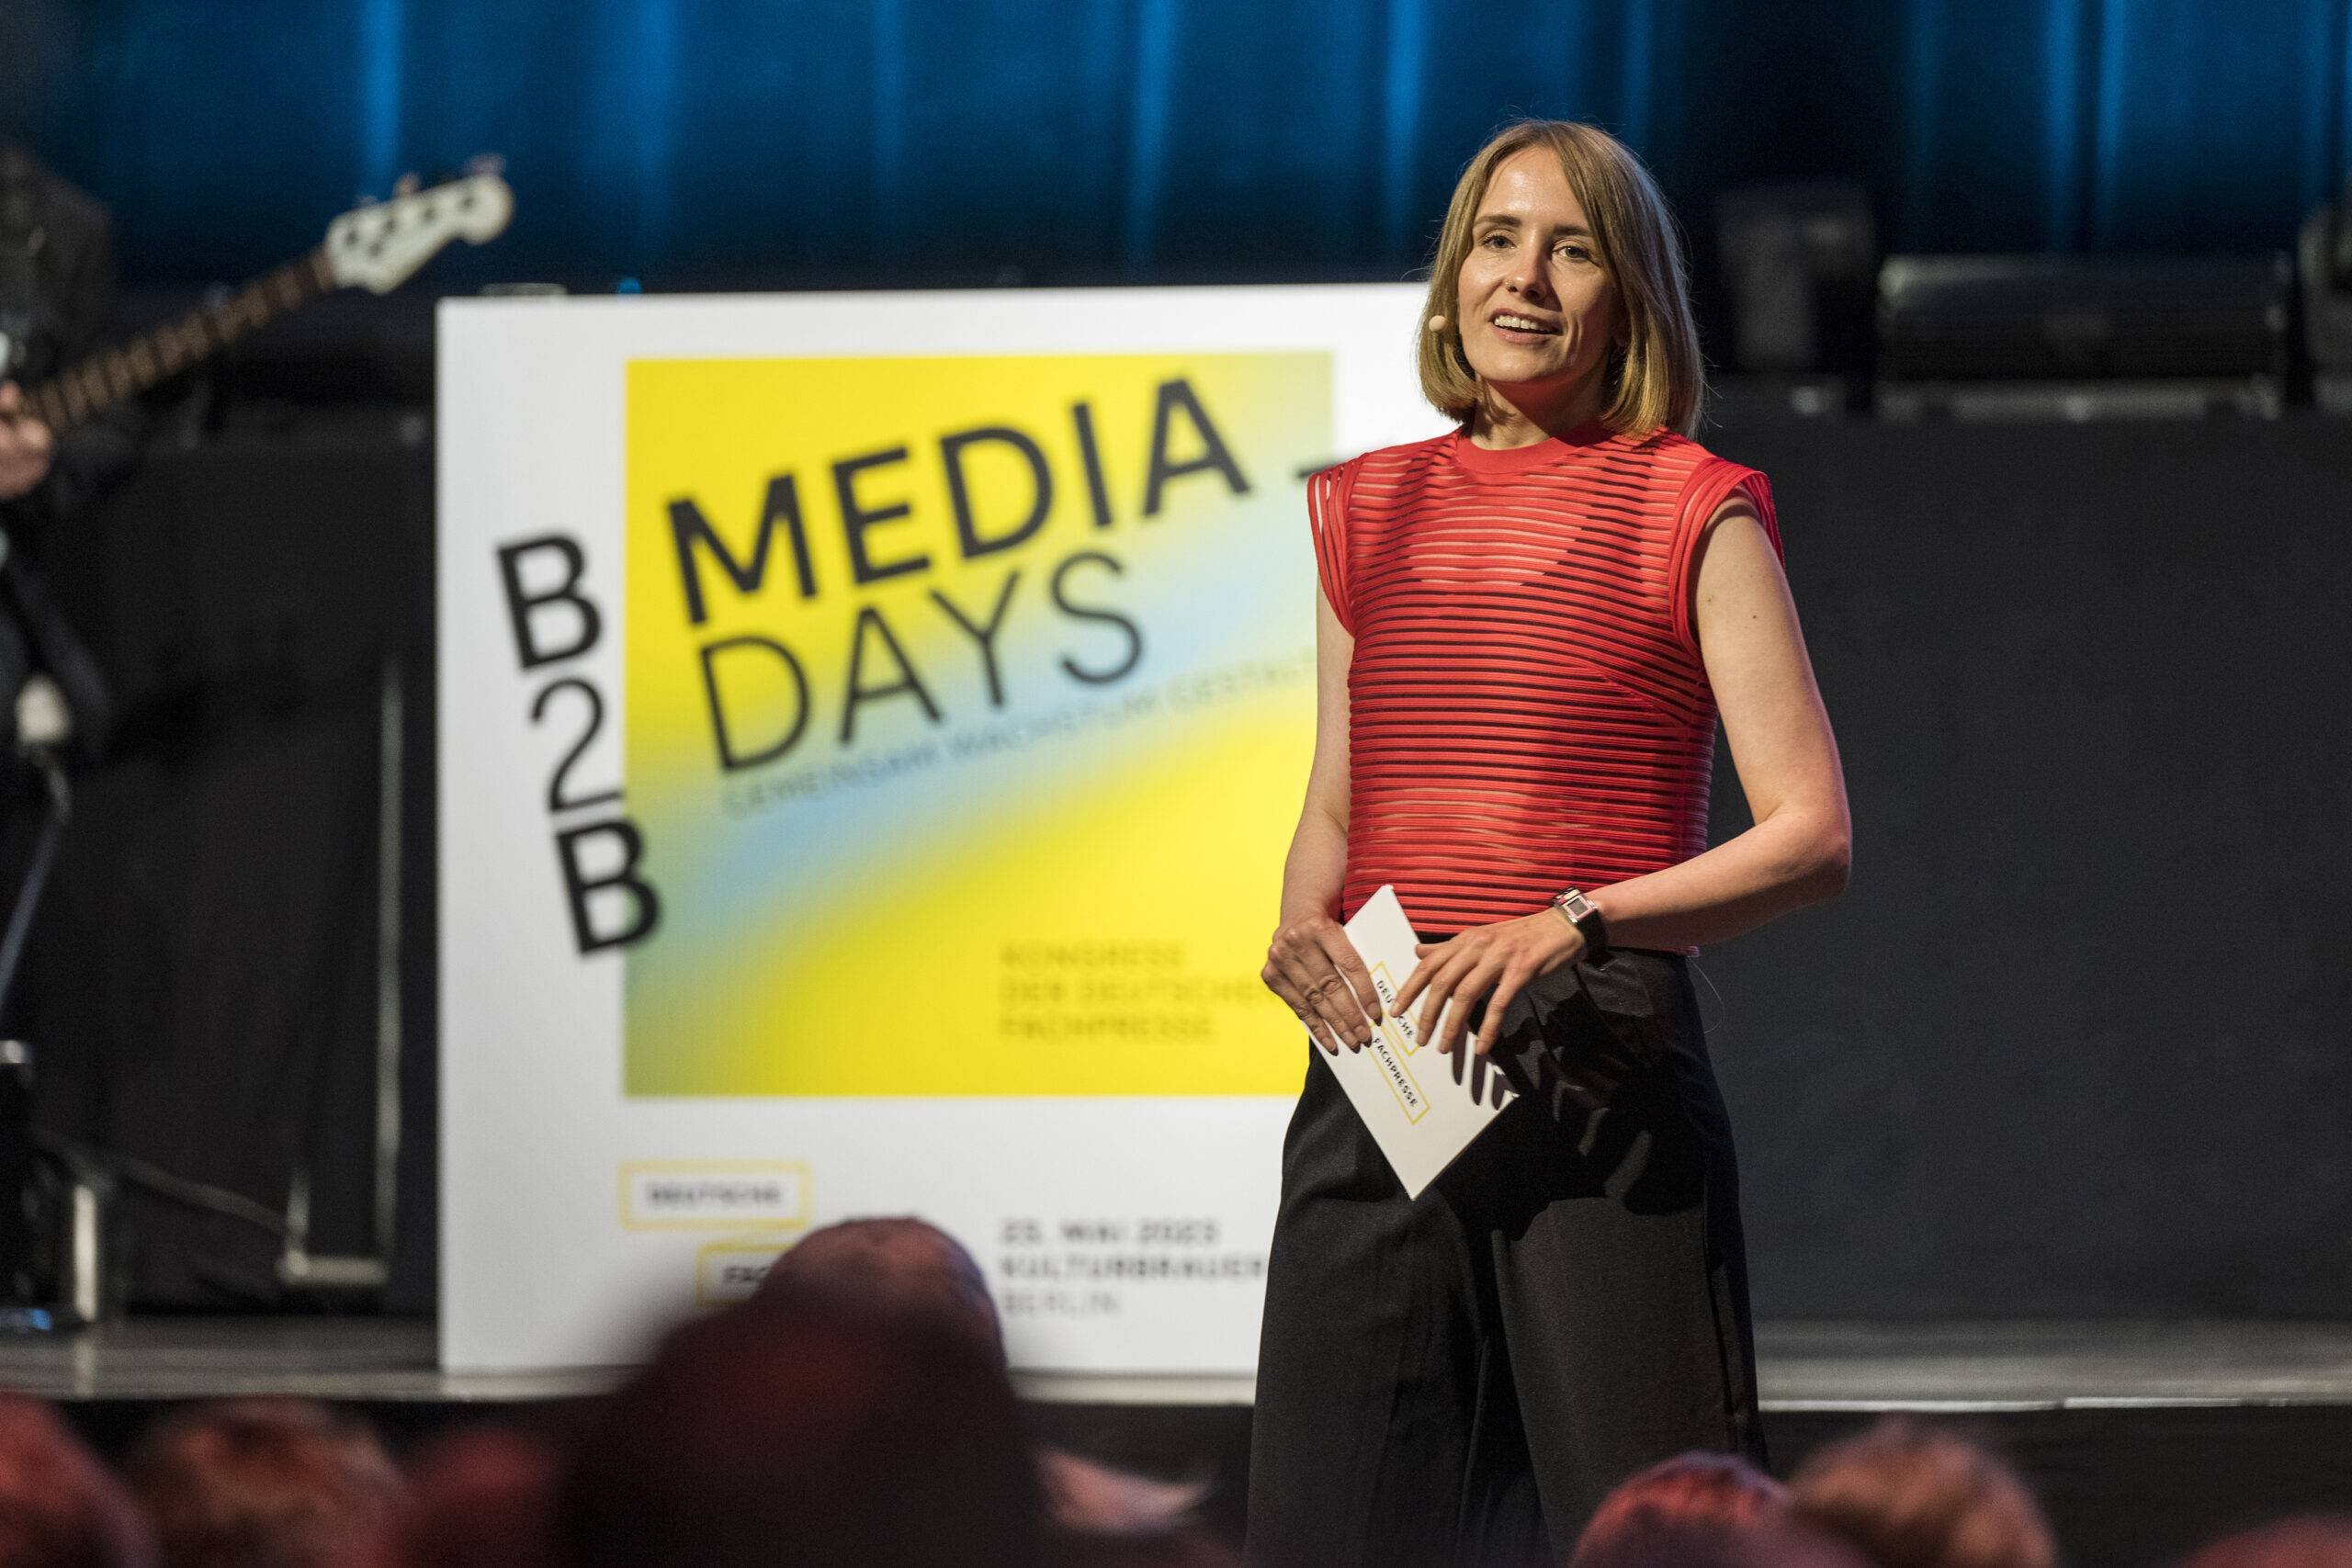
{"left": 755, "top": 1214, "right": 1209, "bottom": 1539}
{"left": 359, "top": 1427, "right": 560, "bottom": 1568}
{"left": 124, "top": 1399, "right": 401, "bottom": 1568}
{"left": 1791, "top": 1417, "right": 2056, "bottom": 1568}
{"left": 2183, "top": 1517, "right": 2352, "bottom": 1568}
{"left": 1573, "top": 1451, "right": 1790, "bottom": 1563}
{"left": 1037, "top": 1447, "right": 1210, "bottom": 1538}
{"left": 0, "top": 1393, "right": 156, "bottom": 1568}
{"left": 1575, "top": 1519, "right": 1874, "bottom": 1568}
{"left": 560, "top": 1293, "right": 1047, "bottom": 1568}
{"left": 1057, "top": 1526, "right": 1241, "bottom": 1568}
{"left": 756, "top": 1214, "right": 1001, "bottom": 1359}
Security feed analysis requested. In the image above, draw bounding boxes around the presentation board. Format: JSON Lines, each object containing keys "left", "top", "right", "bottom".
{"left": 437, "top": 285, "right": 1436, "bottom": 1372}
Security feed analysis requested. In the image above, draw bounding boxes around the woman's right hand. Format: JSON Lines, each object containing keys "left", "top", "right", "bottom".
{"left": 1261, "top": 915, "right": 1382, "bottom": 1054}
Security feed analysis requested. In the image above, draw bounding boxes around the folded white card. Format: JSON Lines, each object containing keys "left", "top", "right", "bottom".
{"left": 1311, "top": 885, "right": 1517, "bottom": 1199}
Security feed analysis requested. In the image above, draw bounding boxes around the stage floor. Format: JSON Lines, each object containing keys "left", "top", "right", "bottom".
{"left": 1, "top": 1315, "right": 2346, "bottom": 1410}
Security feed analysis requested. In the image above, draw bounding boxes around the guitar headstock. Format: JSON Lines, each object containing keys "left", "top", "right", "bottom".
{"left": 322, "top": 168, "right": 514, "bottom": 294}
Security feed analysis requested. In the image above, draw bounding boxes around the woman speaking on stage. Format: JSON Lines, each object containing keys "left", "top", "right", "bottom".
{"left": 1249, "top": 119, "right": 1851, "bottom": 1567}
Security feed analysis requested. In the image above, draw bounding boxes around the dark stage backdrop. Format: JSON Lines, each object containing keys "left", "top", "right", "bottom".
{"left": 16, "top": 404, "right": 2351, "bottom": 1317}
{"left": 1698, "top": 412, "right": 2352, "bottom": 1316}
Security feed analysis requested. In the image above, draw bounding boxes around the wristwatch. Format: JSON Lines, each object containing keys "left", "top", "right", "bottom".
{"left": 1549, "top": 887, "right": 1610, "bottom": 960}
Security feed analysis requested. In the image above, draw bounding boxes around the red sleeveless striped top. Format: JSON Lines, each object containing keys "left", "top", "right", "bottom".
{"left": 1308, "top": 421, "right": 1781, "bottom": 952}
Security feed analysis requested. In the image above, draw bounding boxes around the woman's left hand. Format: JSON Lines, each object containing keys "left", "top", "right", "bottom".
{"left": 1393, "top": 911, "right": 1586, "bottom": 1055}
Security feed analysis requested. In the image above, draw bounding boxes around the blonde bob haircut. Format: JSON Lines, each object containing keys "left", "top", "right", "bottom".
{"left": 1419, "top": 119, "right": 1705, "bottom": 438}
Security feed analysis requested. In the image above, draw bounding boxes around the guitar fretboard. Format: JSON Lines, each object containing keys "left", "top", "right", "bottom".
{"left": 25, "top": 249, "right": 336, "bottom": 435}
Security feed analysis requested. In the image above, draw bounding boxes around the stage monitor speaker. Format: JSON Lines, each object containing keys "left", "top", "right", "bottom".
{"left": 1716, "top": 182, "right": 1878, "bottom": 378}
{"left": 1876, "top": 254, "right": 2290, "bottom": 421}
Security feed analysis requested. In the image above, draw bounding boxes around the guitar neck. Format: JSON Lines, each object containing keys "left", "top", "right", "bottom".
{"left": 26, "top": 249, "right": 338, "bottom": 435}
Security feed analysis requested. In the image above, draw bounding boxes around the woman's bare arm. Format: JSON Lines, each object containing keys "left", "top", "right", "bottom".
{"left": 1261, "top": 587, "right": 1381, "bottom": 1052}
{"left": 1278, "top": 588, "right": 1353, "bottom": 925}
{"left": 1586, "top": 498, "right": 1852, "bottom": 949}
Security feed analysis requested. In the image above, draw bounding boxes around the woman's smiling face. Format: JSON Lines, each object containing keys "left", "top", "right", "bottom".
{"left": 1453, "top": 146, "right": 1620, "bottom": 410}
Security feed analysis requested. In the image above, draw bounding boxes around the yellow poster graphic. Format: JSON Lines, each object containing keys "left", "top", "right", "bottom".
{"left": 620, "top": 352, "right": 1330, "bottom": 1096}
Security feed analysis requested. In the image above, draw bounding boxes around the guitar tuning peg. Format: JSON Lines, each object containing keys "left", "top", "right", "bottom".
{"left": 394, "top": 172, "right": 422, "bottom": 197}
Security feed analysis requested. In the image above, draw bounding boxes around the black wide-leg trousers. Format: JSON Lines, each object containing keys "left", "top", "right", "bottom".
{"left": 1245, "top": 948, "right": 1766, "bottom": 1568}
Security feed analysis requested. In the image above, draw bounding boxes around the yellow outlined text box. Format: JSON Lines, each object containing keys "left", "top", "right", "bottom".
{"left": 619, "top": 1160, "right": 812, "bottom": 1231}
{"left": 695, "top": 1236, "right": 797, "bottom": 1305}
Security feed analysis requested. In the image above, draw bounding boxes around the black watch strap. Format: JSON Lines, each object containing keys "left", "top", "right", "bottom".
{"left": 1550, "top": 887, "right": 1610, "bottom": 958}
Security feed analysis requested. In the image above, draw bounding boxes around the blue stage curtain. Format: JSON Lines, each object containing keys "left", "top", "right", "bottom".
{"left": 17, "top": 0, "right": 2352, "bottom": 288}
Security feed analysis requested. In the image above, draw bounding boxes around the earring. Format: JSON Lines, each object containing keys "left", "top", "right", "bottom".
{"left": 1426, "top": 314, "right": 1448, "bottom": 332}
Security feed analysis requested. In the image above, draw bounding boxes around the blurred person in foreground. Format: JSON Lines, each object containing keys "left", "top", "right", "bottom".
{"left": 1576, "top": 1520, "right": 1872, "bottom": 1568}
{"left": 0, "top": 1391, "right": 156, "bottom": 1568}
{"left": 0, "top": 133, "right": 153, "bottom": 1315}
{"left": 0, "top": 139, "right": 150, "bottom": 774}
{"left": 123, "top": 1399, "right": 401, "bottom": 1568}
{"left": 2182, "top": 1517, "right": 2352, "bottom": 1568}
{"left": 561, "top": 1291, "right": 1051, "bottom": 1568}
{"left": 1571, "top": 1452, "right": 1790, "bottom": 1566}
{"left": 0, "top": 141, "right": 148, "bottom": 547}
{"left": 759, "top": 1215, "right": 1213, "bottom": 1540}
{"left": 1251, "top": 115, "right": 1849, "bottom": 1567}
{"left": 357, "top": 1427, "right": 562, "bottom": 1568}
{"left": 760, "top": 1213, "right": 1001, "bottom": 1352}
{"left": 1789, "top": 1417, "right": 2056, "bottom": 1568}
